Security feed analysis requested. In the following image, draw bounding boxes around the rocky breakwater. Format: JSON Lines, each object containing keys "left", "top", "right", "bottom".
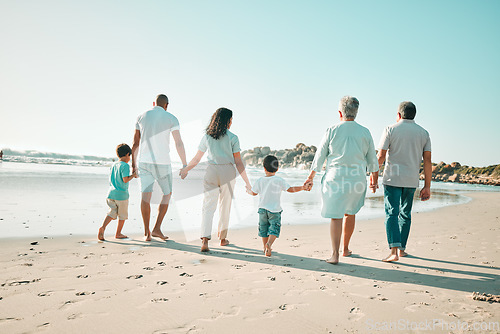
{"left": 241, "top": 143, "right": 317, "bottom": 170}
{"left": 424, "top": 162, "right": 500, "bottom": 186}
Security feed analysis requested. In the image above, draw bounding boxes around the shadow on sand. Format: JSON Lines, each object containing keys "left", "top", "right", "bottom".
{"left": 103, "top": 238, "right": 499, "bottom": 294}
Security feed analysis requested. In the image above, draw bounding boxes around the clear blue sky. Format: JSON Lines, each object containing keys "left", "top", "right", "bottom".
{"left": 1, "top": 0, "right": 499, "bottom": 166}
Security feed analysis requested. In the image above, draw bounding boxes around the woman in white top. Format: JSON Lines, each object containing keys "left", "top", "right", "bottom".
{"left": 305, "top": 96, "right": 379, "bottom": 264}
{"left": 180, "top": 108, "right": 252, "bottom": 252}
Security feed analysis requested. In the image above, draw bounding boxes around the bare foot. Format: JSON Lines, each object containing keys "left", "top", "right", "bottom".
{"left": 201, "top": 239, "right": 209, "bottom": 252}
{"left": 98, "top": 227, "right": 105, "bottom": 241}
{"left": 399, "top": 250, "right": 408, "bottom": 257}
{"left": 115, "top": 234, "right": 128, "bottom": 239}
{"left": 143, "top": 234, "right": 152, "bottom": 242}
{"left": 326, "top": 252, "right": 340, "bottom": 264}
{"left": 382, "top": 254, "right": 399, "bottom": 262}
{"left": 265, "top": 243, "right": 272, "bottom": 257}
{"left": 342, "top": 249, "right": 352, "bottom": 257}
{"left": 152, "top": 231, "right": 168, "bottom": 241}
{"left": 220, "top": 239, "right": 229, "bottom": 246}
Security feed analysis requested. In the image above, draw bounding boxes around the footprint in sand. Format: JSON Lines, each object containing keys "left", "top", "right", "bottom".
{"left": 38, "top": 292, "right": 52, "bottom": 297}
{"left": 348, "top": 307, "right": 365, "bottom": 321}
{"left": 143, "top": 267, "right": 154, "bottom": 271}
{"left": 157, "top": 281, "right": 168, "bottom": 285}
{"left": 151, "top": 298, "right": 169, "bottom": 302}
{"left": 76, "top": 275, "right": 88, "bottom": 279}
{"left": 157, "top": 262, "right": 167, "bottom": 266}
{"left": 75, "top": 291, "right": 95, "bottom": 296}
{"left": 6, "top": 279, "right": 41, "bottom": 286}
{"left": 179, "top": 273, "right": 193, "bottom": 277}
{"left": 126, "top": 275, "right": 143, "bottom": 279}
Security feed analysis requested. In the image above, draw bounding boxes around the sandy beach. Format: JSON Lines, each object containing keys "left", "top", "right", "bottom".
{"left": 0, "top": 192, "right": 499, "bottom": 333}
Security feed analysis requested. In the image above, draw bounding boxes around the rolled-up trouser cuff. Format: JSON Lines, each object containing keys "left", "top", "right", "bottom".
{"left": 389, "top": 242, "right": 402, "bottom": 249}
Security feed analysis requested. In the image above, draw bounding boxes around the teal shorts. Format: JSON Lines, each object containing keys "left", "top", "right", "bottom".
{"left": 258, "top": 208, "right": 282, "bottom": 238}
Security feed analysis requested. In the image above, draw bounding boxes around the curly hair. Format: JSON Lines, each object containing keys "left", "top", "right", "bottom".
{"left": 206, "top": 108, "right": 233, "bottom": 140}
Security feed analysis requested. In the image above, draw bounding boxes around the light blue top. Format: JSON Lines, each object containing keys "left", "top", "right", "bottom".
{"left": 310, "top": 121, "right": 379, "bottom": 219}
{"left": 198, "top": 130, "right": 241, "bottom": 164}
{"left": 107, "top": 161, "right": 131, "bottom": 200}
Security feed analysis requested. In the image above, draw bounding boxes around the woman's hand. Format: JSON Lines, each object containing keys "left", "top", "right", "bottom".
{"left": 303, "top": 178, "right": 313, "bottom": 191}
{"left": 179, "top": 168, "right": 188, "bottom": 180}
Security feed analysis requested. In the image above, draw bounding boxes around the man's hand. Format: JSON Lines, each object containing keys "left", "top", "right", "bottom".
{"left": 420, "top": 186, "right": 431, "bottom": 201}
{"left": 179, "top": 168, "right": 188, "bottom": 180}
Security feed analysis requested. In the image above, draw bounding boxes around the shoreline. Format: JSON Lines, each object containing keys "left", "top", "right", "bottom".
{"left": 0, "top": 192, "right": 498, "bottom": 333}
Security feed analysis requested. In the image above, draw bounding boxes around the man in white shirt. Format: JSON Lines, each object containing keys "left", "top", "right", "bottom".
{"left": 132, "top": 94, "right": 187, "bottom": 241}
{"left": 376, "top": 101, "right": 432, "bottom": 262}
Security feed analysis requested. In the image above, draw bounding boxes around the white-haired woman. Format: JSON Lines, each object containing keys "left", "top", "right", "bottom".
{"left": 305, "top": 96, "right": 379, "bottom": 264}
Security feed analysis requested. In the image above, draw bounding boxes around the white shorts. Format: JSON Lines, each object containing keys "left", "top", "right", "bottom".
{"left": 138, "top": 162, "right": 173, "bottom": 194}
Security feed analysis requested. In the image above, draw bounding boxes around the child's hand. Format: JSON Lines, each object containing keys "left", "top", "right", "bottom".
{"left": 133, "top": 171, "right": 139, "bottom": 178}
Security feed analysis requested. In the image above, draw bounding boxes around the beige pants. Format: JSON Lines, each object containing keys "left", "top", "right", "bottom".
{"left": 201, "top": 164, "right": 236, "bottom": 240}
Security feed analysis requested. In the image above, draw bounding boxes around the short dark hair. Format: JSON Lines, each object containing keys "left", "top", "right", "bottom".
{"left": 263, "top": 155, "right": 279, "bottom": 173}
{"left": 156, "top": 94, "right": 169, "bottom": 106}
{"left": 116, "top": 143, "right": 132, "bottom": 158}
{"left": 398, "top": 101, "right": 416, "bottom": 120}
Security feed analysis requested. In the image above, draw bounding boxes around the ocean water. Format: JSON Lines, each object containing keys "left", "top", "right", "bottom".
{"left": 0, "top": 161, "right": 498, "bottom": 240}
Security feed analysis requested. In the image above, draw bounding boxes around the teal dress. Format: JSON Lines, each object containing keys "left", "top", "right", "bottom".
{"left": 311, "top": 121, "right": 379, "bottom": 218}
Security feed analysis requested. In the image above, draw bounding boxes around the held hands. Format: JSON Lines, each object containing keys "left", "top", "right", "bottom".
{"left": 245, "top": 183, "right": 253, "bottom": 195}
{"left": 179, "top": 167, "right": 188, "bottom": 180}
{"left": 303, "top": 179, "right": 313, "bottom": 191}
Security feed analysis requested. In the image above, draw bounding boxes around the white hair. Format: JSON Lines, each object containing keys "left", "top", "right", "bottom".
{"left": 339, "top": 96, "right": 359, "bottom": 120}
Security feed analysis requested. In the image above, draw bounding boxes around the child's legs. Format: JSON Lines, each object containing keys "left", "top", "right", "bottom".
{"left": 103, "top": 199, "right": 119, "bottom": 230}
{"left": 258, "top": 209, "right": 270, "bottom": 247}
{"left": 267, "top": 211, "right": 282, "bottom": 247}
{"left": 115, "top": 200, "right": 129, "bottom": 236}
{"left": 101, "top": 215, "right": 114, "bottom": 230}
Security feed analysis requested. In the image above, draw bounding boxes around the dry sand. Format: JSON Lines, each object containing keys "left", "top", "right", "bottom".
{"left": 0, "top": 192, "right": 499, "bottom": 333}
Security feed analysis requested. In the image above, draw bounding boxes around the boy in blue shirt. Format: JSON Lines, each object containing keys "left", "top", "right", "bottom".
{"left": 248, "top": 155, "right": 307, "bottom": 256}
{"left": 98, "top": 144, "right": 136, "bottom": 241}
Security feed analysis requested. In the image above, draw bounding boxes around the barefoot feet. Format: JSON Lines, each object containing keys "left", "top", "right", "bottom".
{"left": 220, "top": 239, "right": 229, "bottom": 246}
{"left": 115, "top": 233, "right": 128, "bottom": 239}
{"left": 399, "top": 250, "right": 408, "bottom": 257}
{"left": 382, "top": 254, "right": 399, "bottom": 262}
{"left": 326, "top": 251, "right": 340, "bottom": 264}
{"left": 143, "top": 233, "right": 152, "bottom": 242}
{"left": 98, "top": 227, "right": 105, "bottom": 241}
{"left": 342, "top": 249, "right": 352, "bottom": 257}
{"left": 201, "top": 238, "right": 209, "bottom": 252}
{"left": 152, "top": 230, "right": 168, "bottom": 241}
{"left": 264, "top": 243, "right": 272, "bottom": 257}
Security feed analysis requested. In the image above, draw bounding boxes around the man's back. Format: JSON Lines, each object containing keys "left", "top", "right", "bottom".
{"left": 379, "top": 119, "right": 431, "bottom": 188}
{"left": 135, "top": 106, "right": 179, "bottom": 165}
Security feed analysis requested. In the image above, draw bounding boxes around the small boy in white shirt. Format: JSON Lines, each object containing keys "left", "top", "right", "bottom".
{"left": 248, "top": 155, "right": 307, "bottom": 256}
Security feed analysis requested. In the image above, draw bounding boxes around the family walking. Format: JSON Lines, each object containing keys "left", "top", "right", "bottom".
{"left": 98, "top": 94, "right": 432, "bottom": 264}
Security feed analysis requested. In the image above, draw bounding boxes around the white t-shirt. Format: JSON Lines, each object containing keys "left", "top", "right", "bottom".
{"left": 198, "top": 131, "right": 241, "bottom": 165}
{"left": 135, "top": 106, "right": 180, "bottom": 165}
{"left": 378, "top": 119, "right": 431, "bottom": 188}
{"left": 252, "top": 175, "right": 290, "bottom": 213}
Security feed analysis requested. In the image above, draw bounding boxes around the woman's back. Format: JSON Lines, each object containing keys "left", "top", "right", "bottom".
{"left": 198, "top": 130, "right": 240, "bottom": 165}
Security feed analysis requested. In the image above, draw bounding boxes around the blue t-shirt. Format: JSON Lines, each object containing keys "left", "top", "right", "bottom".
{"left": 107, "top": 161, "right": 131, "bottom": 200}
{"left": 198, "top": 131, "right": 241, "bottom": 164}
